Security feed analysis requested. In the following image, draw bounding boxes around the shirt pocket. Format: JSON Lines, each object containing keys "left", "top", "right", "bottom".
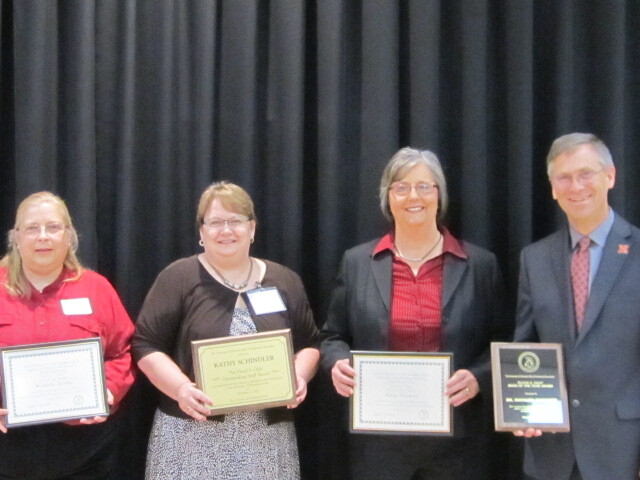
{"left": 616, "top": 400, "right": 640, "bottom": 421}
{"left": 66, "top": 315, "right": 102, "bottom": 338}
{"left": 0, "top": 314, "right": 23, "bottom": 346}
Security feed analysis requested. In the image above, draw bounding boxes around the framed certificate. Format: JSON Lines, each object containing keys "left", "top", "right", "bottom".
{"left": 191, "top": 329, "right": 296, "bottom": 415}
{"left": 349, "top": 351, "right": 453, "bottom": 435}
{"left": 491, "top": 342, "right": 570, "bottom": 432}
{"left": 0, "top": 338, "right": 109, "bottom": 427}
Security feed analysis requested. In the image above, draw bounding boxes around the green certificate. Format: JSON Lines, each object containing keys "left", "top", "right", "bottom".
{"left": 191, "top": 329, "right": 296, "bottom": 415}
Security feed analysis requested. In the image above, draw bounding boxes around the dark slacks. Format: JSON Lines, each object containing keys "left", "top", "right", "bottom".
{"left": 524, "top": 462, "right": 582, "bottom": 480}
{"left": 349, "top": 432, "right": 489, "bottom": 480}
{"left": 0, "top": 420, "right": 117, "bottom": 480}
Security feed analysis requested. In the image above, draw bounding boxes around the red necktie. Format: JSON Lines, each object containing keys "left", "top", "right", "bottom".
{"left": 571, "top": 236, "right": 590, "bottom": 331}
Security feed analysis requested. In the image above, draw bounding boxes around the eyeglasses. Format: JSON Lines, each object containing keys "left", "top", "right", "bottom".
{"left": 550, "top": 168, "right": 605, "bottom": 189}
{"left": 203, "top": 216, "right": 249, "bottom": 230}
{"left": 389, "top": 182, "right": 438, "bottom": 197}
{"left": 19, "top": 223, "right": 66, "bottom": 237}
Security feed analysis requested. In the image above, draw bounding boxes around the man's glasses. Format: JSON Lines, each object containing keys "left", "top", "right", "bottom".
{"left": 389, "top": 182, "right": 438, "bottom": 197}
{"left": 550, "top": 168, "right": 605, "bottom": 190}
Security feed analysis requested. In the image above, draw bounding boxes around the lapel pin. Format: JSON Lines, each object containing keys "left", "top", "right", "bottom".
{"left": 617, "top": 244, "right": 630, "bottom": 254}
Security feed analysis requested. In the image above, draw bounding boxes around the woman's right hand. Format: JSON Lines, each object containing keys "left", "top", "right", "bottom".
{"left": 176, "top": 382, "right": 213, "bottom": 422}
{"left": 331, "top": 358, "right": 356, "bottom": 397}
{"left": 137, "top": 352, "right": 214, "bottom": 422}
{"left": 513, "top": 428, "right": 543, "bottom": 437}
{"left": 0, "top": 408, "right": 8, "bottom": 433}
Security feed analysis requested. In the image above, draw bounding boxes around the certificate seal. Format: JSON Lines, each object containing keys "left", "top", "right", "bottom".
{"left": 517, "top": 351, "right": 541, "bottom": 373}
{"left": 73, "top": 395, "right": 84, "bottom": 406}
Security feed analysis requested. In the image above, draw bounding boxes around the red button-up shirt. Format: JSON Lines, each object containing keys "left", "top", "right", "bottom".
{"left": 0, "top": 268, "right": 135, "bottom": 409}
{"left": 373, "top": 229, "right": 467, "bottom": 352}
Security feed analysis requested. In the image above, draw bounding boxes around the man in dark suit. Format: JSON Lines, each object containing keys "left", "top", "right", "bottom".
{"left": 515, "top": 132, "right": 640, "bottom": 480}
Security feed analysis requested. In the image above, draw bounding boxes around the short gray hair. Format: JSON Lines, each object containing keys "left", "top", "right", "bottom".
{"left": 547, "top": 133, "right": 614, "bottom": 177}
{"left": 379, "top": 147, "right": 448, "bottom": 224}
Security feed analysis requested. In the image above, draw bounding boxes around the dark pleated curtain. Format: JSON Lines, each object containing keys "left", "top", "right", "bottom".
{"left": 1, "top": 1, "right": 640, "bottom": 478}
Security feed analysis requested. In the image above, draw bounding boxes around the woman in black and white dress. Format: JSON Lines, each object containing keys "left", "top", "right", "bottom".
{"left": 133, "top": 182, "right": 319, "bottom": 479}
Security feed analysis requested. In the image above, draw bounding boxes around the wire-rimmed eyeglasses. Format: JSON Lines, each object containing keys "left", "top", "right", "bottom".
{"left": 18, "top": 223, "right": 66, "bottom": 237}
{"left": 202, "top": 216, "right": 249, "bottom": 230}
{"left": 389, "top": 182, "right": 438, "bottom": 197}
{"left": 550, "top": 168, "right": 606, "bottom": 190}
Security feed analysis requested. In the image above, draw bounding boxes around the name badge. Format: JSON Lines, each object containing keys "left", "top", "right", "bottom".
{"left": 60, "top": 298, "right": 93, "bottom": 315}
{"left": 245, "top": 287, "right": 287, "bottom": 315}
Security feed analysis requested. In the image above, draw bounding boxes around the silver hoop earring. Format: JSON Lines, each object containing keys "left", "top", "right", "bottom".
{"left": 199, "top": 240, "right": 204, "bottom": 247}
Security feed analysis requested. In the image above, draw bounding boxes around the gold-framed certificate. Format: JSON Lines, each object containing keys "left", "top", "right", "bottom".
{"left": 0, "top": 338, "right": 109, "bottom": 428}
{"left": 491, "top": 342, "right": 570, "bottom": 432}
{"left": 191, "top": 329, "right": 296, "bottom": 415}
{"left": 350, "top": 351, "right": 453, "bottom": 435}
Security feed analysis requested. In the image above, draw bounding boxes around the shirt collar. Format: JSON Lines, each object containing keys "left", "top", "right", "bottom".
{"left": 569, "top": 209, "right": 615, "bottom": 249}
{"left": 373, "top": 233, "right": 395, "bottom": 256}
{"left": 29, "top": 268, "right": 72, "bottom": 296}
{"left": 373, "top": 228, "right": 467, "bottom": 260}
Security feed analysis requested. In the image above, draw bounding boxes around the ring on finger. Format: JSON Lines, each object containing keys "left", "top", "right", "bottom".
{"left": 465, "top": 387, "right": 471, "bottom": 395}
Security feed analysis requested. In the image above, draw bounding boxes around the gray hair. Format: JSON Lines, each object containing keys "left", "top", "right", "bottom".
{"left": 379, "top": 147, "right": 448, "bottom": 224}
{"left": 547, "top": 133, "right": 614, "bottom": 177}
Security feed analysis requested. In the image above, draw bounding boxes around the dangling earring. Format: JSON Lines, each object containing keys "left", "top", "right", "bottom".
{"left": 250, "top": 238, "right": 255, "bottom": 244}
{"left": 199, "top": 240, "right": 204, "bottom": 247}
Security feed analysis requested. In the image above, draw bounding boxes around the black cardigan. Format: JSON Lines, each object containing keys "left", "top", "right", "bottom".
{"left": 133, "top": 255, "right": 319, "bottom": 421}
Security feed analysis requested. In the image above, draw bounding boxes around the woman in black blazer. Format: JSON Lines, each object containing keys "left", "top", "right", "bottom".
{"left": 320, "top": 147, "right": 510, "bottom": 480}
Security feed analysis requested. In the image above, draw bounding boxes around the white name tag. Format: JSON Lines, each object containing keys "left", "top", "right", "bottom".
{"left": 60, "top": 298, "right": 93, "bottom": 315}
{"left": 245, "top": 287, "right": 287, "bottom": 315}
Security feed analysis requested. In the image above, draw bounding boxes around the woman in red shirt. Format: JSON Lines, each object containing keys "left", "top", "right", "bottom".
{"left": 0, "top": 191, "right": 135, "bottom": 479}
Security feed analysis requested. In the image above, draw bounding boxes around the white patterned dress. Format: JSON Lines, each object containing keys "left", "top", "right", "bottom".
{"left": 145, "top": 308, "right": 300, "bottom": 479}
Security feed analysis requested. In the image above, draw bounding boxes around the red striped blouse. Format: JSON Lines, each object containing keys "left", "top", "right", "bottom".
{"left": 373, "top": 229, "right": 467, "bottom": 352}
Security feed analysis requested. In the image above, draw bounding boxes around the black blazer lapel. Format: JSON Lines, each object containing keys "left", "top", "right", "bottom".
{"left": 442, "top": 254, "right": 466, "bottom": 318}
{"left": 547, "top": 228, "right": 577, "bottom": 347}
{"left": 578, "top": 216, "right": 632, "bottom": 343}
{"left": 370, "top": 251, "right": 393, "bottom": 314}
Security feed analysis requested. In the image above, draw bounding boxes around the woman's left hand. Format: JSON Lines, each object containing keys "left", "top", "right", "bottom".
{"left": 287, "top": 374, "right": 308, "bottom": 409}
{"left": 65, "top": 389, "right": 114, "bottom": 426}
{"left": 445, "top": 369, "right": 479, "bottom": 407}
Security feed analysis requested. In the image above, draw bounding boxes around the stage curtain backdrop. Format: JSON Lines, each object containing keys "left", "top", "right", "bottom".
{"left": 1, "top": 1, "right": 640, "bottom": 479}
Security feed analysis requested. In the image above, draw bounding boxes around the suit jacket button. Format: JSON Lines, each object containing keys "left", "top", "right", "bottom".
{"left": 571, "top": 399, "right": 580, "bottom": 407}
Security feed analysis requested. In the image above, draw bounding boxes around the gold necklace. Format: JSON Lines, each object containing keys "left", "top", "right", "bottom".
{"left": 395, "top": 233, "right": 442, "bottom": 262}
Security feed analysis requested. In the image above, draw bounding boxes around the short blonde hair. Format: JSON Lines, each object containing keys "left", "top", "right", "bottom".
{"left": 1, "top": 192, "right": 83, "bottom": 297}
{"left": 196, "top": 181, "right": 257, "bottom": 227}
